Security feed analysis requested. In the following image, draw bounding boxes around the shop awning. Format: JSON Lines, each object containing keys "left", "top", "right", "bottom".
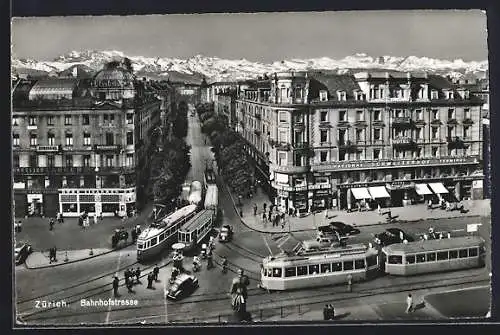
{"left": 428, "top": 182, "right": 449, "bottom": 194}
{"left": 415, "top": 184, "right": 433, "bottom": 195}
{"left": 351, "top": 187, "right": 371, "bottom": 200}
{"left": 368, "top": 186, "right": 390, "bottom": 199}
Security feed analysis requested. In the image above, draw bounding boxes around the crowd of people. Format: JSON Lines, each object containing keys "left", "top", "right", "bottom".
{"left": 113, "top": 265, "right": 160, "bottom": 297}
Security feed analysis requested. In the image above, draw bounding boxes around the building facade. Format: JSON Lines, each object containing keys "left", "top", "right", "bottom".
{"left": 234, "top": 71, "right": 484, "bottom": 213}
{"left": 12, "top": 64, "right": 167, "bottom": 218}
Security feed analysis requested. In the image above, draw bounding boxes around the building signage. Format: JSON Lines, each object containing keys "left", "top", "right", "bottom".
{"left": 311, "top": 156, "right": 479, "bottom": 172}
{"left": 96, "top": 145, "right": 119, "bottom": 150}
{"left": 37, "top": 146, "right": 59, "bottom": 152}
{"left": 14, "top": 167, "right": 96, "bottom": 174}
{"left": 271, "top": 182, "right": 331, "bottom": 192}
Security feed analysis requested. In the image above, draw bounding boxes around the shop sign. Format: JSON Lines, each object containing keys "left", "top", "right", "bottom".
{"left": 388, "top": 182, "right": 415, "bottom": 190}
{"left": 472, "top": 180, "right": 483, "bottom": 188}
{"left": 315, "top": 189, "right": 330, "bottom": 196}
{"left": 338, "top": 183, "right": 369, "bottom": 190}
{"left": 453, "top": 176, "right": 479, "bottom": 182}
{"left": 277, "top": 190, "right": 289, "bottom": 197}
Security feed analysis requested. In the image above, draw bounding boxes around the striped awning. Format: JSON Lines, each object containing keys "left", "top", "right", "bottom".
{"left": 351, "top": 187, "right": 371, "bottom": 200}
{"left": 415, "top": 184, "right": 433, "bottom": 195}
{"left": 368, "top": 186, "right": 390, "bottom": 199}
{"left": 428, "top": 182, "right": 449, "bottom": 194}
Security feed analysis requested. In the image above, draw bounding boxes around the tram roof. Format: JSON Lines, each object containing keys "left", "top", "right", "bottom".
{"left": 382, "top": 236, "right": 484, "bottom": 254}
{"left": 264, "top": 245, "right": 378, "bottom": 265}
{"left": 161, "top": 204, "right": 197, "bottom": 226}
{"left": 179, "top": 209, "right": 212, "bottom": 232}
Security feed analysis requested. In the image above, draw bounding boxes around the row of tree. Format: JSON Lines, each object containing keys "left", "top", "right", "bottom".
{"left": 196, "top": 103, "right": 254, "bottom": 197}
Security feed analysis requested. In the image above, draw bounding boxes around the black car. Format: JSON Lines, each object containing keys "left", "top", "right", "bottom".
{"left": 166, "top": 274, "right": 199, "bottom": 300}
{"left": 373, "top": 228, "right": 414, "bottom": 246}
{"left": 15, "top": 242, "right": 33, "bottom": 265}
{"left": 329, "top": 221, "right": 361, "bottom": 236}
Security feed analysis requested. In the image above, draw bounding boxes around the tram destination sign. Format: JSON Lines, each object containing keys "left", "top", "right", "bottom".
{"left": 311, "top": 156, "right": 479, "bottom": 172}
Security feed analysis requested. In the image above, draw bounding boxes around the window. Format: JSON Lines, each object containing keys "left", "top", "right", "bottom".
{"left": 458, "top": 249, "right": 468, "bottom": 258}
{"left": 308, "top": 264, "right": 319, "bottom": 275}
{"left": 431, "top": 90, "right": 438, "bottom": 99}
{"left": 449, "top": 250, "right": 458, "bottom": 259}
{"left": 332, "top": 262, "right": 342, "bottom": 272}
{"left": 337, "top": 91, "right": 346, "bottom": 101}
{"left": 45, "top": 116, "right": 54, "bottom": 126}
{"left": 339, "top": 150, "right": 347, "bottom": 161}
{"left": 320, "top": 151, "right": 328, "bottom": 162}
{"left": 339, "top": 110, "right": 347, "bottom": 122}
{"left": 343, "top": 260, "right": 354, "bottom": 270}
{"left": 295, "top": 86, "right": 303, "bottom": 99}
{"left": 464, "top": 108, "right": 471, "bottom": 119}
{"left": 12, "top": 116, "right": 19, "bottom": 126}
{"left": 150, "top": 238, "right": 157, "bottom": 246}
{"left": 468, "top": 248, "right": 478, "bottom": 257}
{"left": 65, "top": 155, "right": 73, "bottom": 167}
{"left": 426, "top": 252, "right": 436, "bottom": 262}
{"left": 356, "top": 129, "right": 363, "bottom": 142}
{"left": 437, "top": 251, "right": 449, "bottom": 261}
{"left": 278, "top": 152, "right": 287, "bottom": 166}
{"left": 127, "top": 131, "right": 134, "bottom": 145}
{"left": 29, "top": 155, "right": 37, "bottom": 167}
{"left": 356, "top": 110, "right": 364, "bottom": 121}
{"left": 464, "top": 126, "right": 471, "bottom": 138}
{"left": 374, "top": 110, "right": 381, "bottom": 121}
{"left": 406, "top": 255, "right": 416, "bottom": 264}
{"left": 431, "top": 127, "right": 439, "bottom": 139}
{"left": 13, "top": 134, "right": 20, "bottom": 146}
{"left": 338, "top": 129, "right": 346, "bottom": 144}
{"left": 127, "top": 113, "right": 134, "bottom": 124}
{"left": 388, "top": 255, "right": 403, "bottom": 264}
{"left": 106, "top": 155, "right": 114, "bottom": 167}
{"left": 82, "top": 114, "right": 90, "bottom": 125}
{"left": 432, "top": 147, "right": 439, "bottom": 157}
{"left": 320, "top": 111, "right": 328, "bottom": 122}
{"left": 279, "top": 111, "right": 288, "bottom": 123}
{"left": 29, "top": 117, "right": 37, "bottom": 126}
{"left": 354, "top": 259, "right": 366, "bottom": 269}
{"left": 319, "top": 90, "right": 328, "bottom": 101}
{"left": 106, "top": 132, "right": 114, "bottom": 145}
{"left": 294, "top": 153, "right": 302, "bottom": 167}
{"left": 280, "top": 87, "right": 287, "bottom": 100}
{"left": 159, "top": 233, "right": 165, "bottom": 241}
{"left": 297, "top": 266, "right": 307, "bottom": 276}
{"left": 47, "top": 155, "right": 55, "bottom": 167}
{"left": 432, "top": 109, "right": 439, "bottom": 120}
{"left": 367, "top": 255, "right": 378, "bottom": 267}
{"left": 65, "top": 133, "right": 73, "bottom": 146}
{"left": 83, "top": 155, "right": 91, "bottom": 167}
{"left": 448, "top": 109, "right": 455, "bottom": 119}
{"left": 83, "top": 132, "right": 91, "bottom": 146}
{"left": 415, "top": 148, "right": 422, "bottom": 158}
{"left": 64, "top": 115, "right": 72, "bottom": 125}
{"left": 285, "top": 267, "right": 297, "bottom": 277}
{"left": 320, "top": 263, "right": 331, "bottom": 273}
{"left": 30, "top": 134, "right": 37, "bottom": 146}
{"left": 417, "top": 128, "right": 424, "bottom": 140}
{"left": 374, "top": 128, "right": 382, "bottom": 141}
{"left": 373, "top": 149, "right": 381, "bottom": 160}
{"left": 416, "top": 109, "right": 423, "bottom": 120}
{"left": 279, "top": 130, "right": 288, "bottom": 143}
{"left": 320, "top": 130, "right": 328, "bottom": 143}
{"left": 447, "top": 91, "right": 454, "bottom": 99}
{"left": 126, "top": 154, "right": 134, "bottom": 167}
{"left": 416, "top": 254, "right": 426, "bottom": 263}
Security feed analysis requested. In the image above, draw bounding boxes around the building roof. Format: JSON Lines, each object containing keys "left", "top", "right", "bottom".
{"left": 308, "top": 73, "right": 361, "bottom": 101}
{"left": 428, "top": 74, "right": 454, "bottom": 90}
{"left": 29, "top": 78, "right": 78, "bottom": 97}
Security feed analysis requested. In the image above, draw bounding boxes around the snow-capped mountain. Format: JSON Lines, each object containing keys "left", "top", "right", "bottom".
{"left": 11, "top": 50, "right": 488, "bottom": 82}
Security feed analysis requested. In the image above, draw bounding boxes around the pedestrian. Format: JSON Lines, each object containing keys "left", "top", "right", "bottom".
{"left": 347, "top": 274, "right": 352, "bottom": 292}
{"left": 377, "top": 203, "right": 381, "bottom": 215}
{"left": 49, "top": 218, "right": 55, "bottom": 231}
{"left": 131, "top": 229, "right": 137, "bottom": 243}
{"left": 427, "top": 199, "right": 433, "bottom": 210}
{"left": 263, "top": 203, "right": 267, "bottom": 212}
{"left": 328, "top": 304, "right": 335, "bottom": 320}
{"left": 93, "top": 213, "right": 98, "bottom": 225}
{"left": 262, "top": 212, "right": 267, "bottom": 224}
{"left": 240, "top": 209, "right": 243, "bottom": 217}
{"left": 147, "top": 272, "right": 154, "bottom": 289}
{"left": 406, "top": 293, "right": 414, "bottom": 313}
{"left": 324, "top": 209, "right": 328, "bottom": 219}
{"left": 113, "top": 276, "right": 119, "bottom": 297}
{"left": 49, "top": 247, "right": 54, "bottom": 264}
{"left": 153, "top": 265, "right": 160, "bottom": 281}
{"left": 268, "top": 211, "right": 272, "bottom": 222}
{"left": 323, "top": 304, "right": 329, "bottom": 321}
{"left": 253, "top": 203, "right": 258, "bottom": 215}
{"left": 135, "top": 267, "right": 141, "bottom": 284}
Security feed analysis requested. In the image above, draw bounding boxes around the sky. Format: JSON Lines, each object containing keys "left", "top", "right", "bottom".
{"left": 11, "top": 10, "right": 488, "bottom": 62}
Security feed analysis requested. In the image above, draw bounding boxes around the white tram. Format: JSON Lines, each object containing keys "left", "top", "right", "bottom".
{"left": 204, "top": 169, "right": 217, "bottom": 188}
{"left": 137, "top": 204, "right": 197, "bottom": 262}
{"left": 260, "top": 244, "right": 380, "bottom": 291}
{"left": 204, "top": 185, "right": 218, "bottom": 211}
{"left": 188, "top": 181, "right": 203, "bottom": 206}
{"left": 177, "top": 210, "right": 214, "bottom": 251}
{"left": 383, "top": 236, "right": 486, "bottom": 276}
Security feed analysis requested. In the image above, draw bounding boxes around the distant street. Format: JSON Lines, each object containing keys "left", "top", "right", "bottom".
{"left": 15, "top": 107, "right": 491, "bottom": 324}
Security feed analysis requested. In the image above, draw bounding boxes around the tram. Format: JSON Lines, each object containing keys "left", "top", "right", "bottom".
{"left": 204, "top": 168, "right": 216, "bottom": 188}
{"left": 204, "top": 185, "right": 218, "bottom": 212}
{"left": 178, "top": 210, "right": 214, "bottom": 252}
{"left": 260, "top": 243, "right": 380, "bottom": 291}
{"left": 383, "top": 235, "right": 486, "bottom": 276}
{"left": 137, "top": 204, "right": 197, "bottom": 262}
{"left": 188, "top": 181, "right": 203, "bottom": 206}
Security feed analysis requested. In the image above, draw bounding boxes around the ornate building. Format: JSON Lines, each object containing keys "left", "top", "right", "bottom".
{"left": 12, "top": 63, "right": 172, "bottom": 218}
{"left": 234, "top": 70, "right": 485, "bottom": 213}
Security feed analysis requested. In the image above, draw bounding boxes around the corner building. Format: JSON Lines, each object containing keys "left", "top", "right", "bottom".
{"left": 12, "top": 65, "right": 169, "bottom": 218}
{"left": 235, "top": 71, "right": 484, "bottom": 212}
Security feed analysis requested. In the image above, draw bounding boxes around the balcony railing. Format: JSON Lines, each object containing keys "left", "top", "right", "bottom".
{"left": 275, "top": 142, "right": 291, "bottom": 151}
{"left": 447, "top": 118, "right": 458, "bottom": 125}
{"left": 293, "top": 122, "right": 305, "bottom": 131}
{"left": 255, "top": 114, "right": 261, "bottom": 120}
{"left": 392, "top": 117, "right": 411, "bottom": 127}
{"left": 294, "top": 142, "right": 309, "bottom": 149}
{"left": 13, "top": 166, "right": 135, "bottom": 175}
{"left": 95, "top": 144, "right": 122, "bottom": 151}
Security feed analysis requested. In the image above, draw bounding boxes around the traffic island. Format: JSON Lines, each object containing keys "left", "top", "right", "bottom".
{"left": 24, "top": 248, "right": 113, "bottom": 269}
{"left": 423, "top": 286, "right": 490, "bottom": 318}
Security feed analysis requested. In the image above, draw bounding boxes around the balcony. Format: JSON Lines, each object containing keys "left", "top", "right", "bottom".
{"left": 338, "top": 140, "right": 356, "bottom": 149}
{"left": 275, "top": 142, "right": 291, "bottom": 151}
{"left": 13, "top": 166, "right": 97, "bottom": 175}
{"left": 392, "top": 117, "right": 411, "bottom": 127}
{"left": 36, "top": 145, "right": 59, "bottom": 153}
{"left": 447, "top": 118, "right": 458, "bottom": 125}
{"left": 318, "top": 122, "right": 332, "bottom": 129}
{"left": 462, "top": 118, "right": 474, "bottom": 125}
{"left": 27, "top": 125, "right": 38, "bottom": 130}
{"left": 294, "top": 142, "right": 309, "bottom": 149}
{"left": 392, "top": 136, "right": 414, "bottom": 146}
{"left": 447, "top": 136, "right": 466, "bottom": 148}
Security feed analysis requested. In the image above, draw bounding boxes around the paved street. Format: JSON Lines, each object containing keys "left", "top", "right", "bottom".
{"left": 15, "top": 107, "right": 492, "bottom": 325}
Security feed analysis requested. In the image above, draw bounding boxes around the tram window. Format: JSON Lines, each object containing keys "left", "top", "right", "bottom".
{"left": 297, "top": 266, "right": 308, "bottom": 276}
{"left": 367, "top": 255, "right": 378, "bottom": 267}
{"left": 479, "top": 246, "right": 486, "bottom": 254}
{"left": 355, "top": 259, "right": 366, "bottom": 269}
{"left": 459, "top": 249, "right": 468, "bottom": 258}
{"left": 266, "top": 269, "right": 273, "bottom": 277}
{"left": 272, "top": 268, "right": 282, "bottom": 277}
{"left": 343, "top": 261, "right": 354, "bottom": 271}
{"left": 437, "top": 251, "right": 448, "bottom": 261}
{"left": 449, "top": 250, "right": 458, "bottom": 259}
{"left": 285, "top": 267, "right": 297, "bottom": 277}
{"left": 145, "top": 241, "right": 150, "bottom": 248}
{"left": 388, "top": 256, "right": 402, "bottom": 264}
{"left": 332, "top": 262, "right": 342, "bottom": 272}
{"left": 416, "top": 254, "right": 426, "bottom": 263}
{"left": 159, "top": 233, "right": 165, "bottom": 241}
{"left": 406, "top": 255, "right": 416, "bottom": 264}
{"left": 321, "top": 263, "right": 331, "bottom": 273}
{"left": 309, "top": 264, "right": 319, "bottom": 275}
{"left": 426, "top": 252, "right": 436, "bottom": 262}
{"left": 468, "top": 248, "right": 478, "bottom": 257}
{"left": 150, "top": 238, "right": 157, "bottom": 246}
{"left": 137, "top": 243, "right": 143, "bottom": 250}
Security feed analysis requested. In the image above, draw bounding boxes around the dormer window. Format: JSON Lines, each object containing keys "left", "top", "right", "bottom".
{"left": 319, "top": 90, "right": 328, "bottom": 102}
{"left": 418, "top": 86, "right": 425, "bottom": 100}
{"left": 355, "top": 91, "right": 364, "bottom": 101}
{"left": 446, "top": 91, "right": 454, "bottom": 100}
{"left": 431, "top": 90, "right": 439, "bottom": 99}
{"left": 337, "top": 91, "right": 346, "bottom": 101}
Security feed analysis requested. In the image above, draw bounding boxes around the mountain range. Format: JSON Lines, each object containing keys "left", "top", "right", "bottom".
{"left": 11, "top": 50, "right": 489, "bottom": 83}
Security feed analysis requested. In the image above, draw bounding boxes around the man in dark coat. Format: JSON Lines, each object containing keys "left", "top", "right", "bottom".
{"left": 135, "top": 267, "right": 141, "bottom": 284}
{"left": 153, "top": 265, "right": 160, "bottom": 281}
{"left": 147, "top": 272, "right": 154, "bottom": 289}
{"left": 112, "top": 276, "right": 119, "bottom": 297}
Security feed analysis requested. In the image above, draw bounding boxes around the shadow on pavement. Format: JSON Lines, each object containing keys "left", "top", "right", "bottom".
{"left": 333, "top": 312, "right": 351, "bottom": 320}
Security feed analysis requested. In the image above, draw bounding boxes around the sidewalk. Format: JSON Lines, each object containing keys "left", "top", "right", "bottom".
{"left": 25, "top": 248, "right": 113, "bottom": 269}
{"left": 225, "top": 183, "right": 490, "bottom": 234}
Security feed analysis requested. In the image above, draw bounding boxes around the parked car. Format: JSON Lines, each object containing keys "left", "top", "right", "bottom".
{"left": 166, "top": 273, "right": 199, "bottom": 300}
{"left": 219, "top": 225, "right": 233, "bottom": 242}
{"left": 329, "top": 221, "right": 361, "bottom": 236}
{"left": 15, "top": 242, "right": 33, "bottom": 265}
{"left": 373, "top": 228, "right": 414, "bottom": 246}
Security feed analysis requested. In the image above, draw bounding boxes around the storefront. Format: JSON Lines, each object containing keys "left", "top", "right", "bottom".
{"left": 414, "top": 183, "right": 433, "bottom": 204}
{"left": 27, "top": 194, "right": 43, "bottom": 217}
{"left": 313, "top": 189, "right": 330, "bottom": 210}
{"left": 386, "top": 182, "right": 414, "bottom": 207}
{"left": 368, "top": 186, "right": 391, "bottom": 208}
